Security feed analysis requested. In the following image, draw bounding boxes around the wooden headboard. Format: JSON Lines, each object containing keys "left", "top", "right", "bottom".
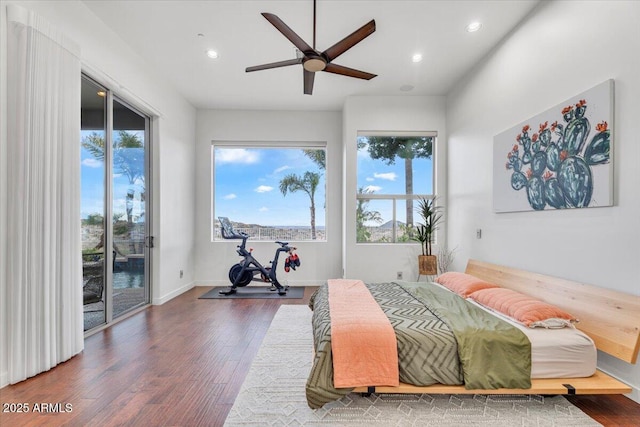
{"left": 465, "top": 259, "right": 640, "bottom": 364}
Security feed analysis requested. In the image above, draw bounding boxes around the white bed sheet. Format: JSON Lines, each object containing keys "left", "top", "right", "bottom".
{"left": 467, "top": 299, "right": 597, "bottom": 378}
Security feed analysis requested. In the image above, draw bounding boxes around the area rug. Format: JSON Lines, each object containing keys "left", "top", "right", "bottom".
{"left": 199, "top": 286, "right": 304, "bottom": 299}
{"left": 224, "top": 305, "right": 602, "bottom": 426}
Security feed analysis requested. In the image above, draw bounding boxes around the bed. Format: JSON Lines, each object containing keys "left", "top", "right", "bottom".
{"left": 306, "top": 259, "right": 640, "bottom": 409}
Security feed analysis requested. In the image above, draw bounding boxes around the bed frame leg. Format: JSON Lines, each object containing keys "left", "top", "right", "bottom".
{"left": 361, "top": 386, "right": 375, "bottom": 397}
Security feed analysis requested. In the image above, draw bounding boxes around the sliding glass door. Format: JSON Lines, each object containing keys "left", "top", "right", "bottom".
{"left": 81, "top": 75, "right": 151, "bottom": 332}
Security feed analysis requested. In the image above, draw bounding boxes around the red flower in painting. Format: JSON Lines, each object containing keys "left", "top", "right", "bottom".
{"left": 596, "top": 121, "right": 608, "bottom": 132}
{"left": 526, "top": 169, "right": 533, "bottom": 179}
{"left": 539, "top": 121, "right": 548, "bottom": 132}
{"left": 562, "top": 105, "right": 573, "bottom": 115}
{"left": 516, "top": 134, "right": 521, "bottom": 142}
{"left": 522, "top": 125, "right": 530, "bottom": 133}
{"left": 532, "top": 133, "right": 538, "bottom": 142}
{"left": 576, "top": 99, "right": 587, "bottom": 108}
{"left": 551, "top": 121, "right": 558, "bottom": 132}
{"left": 543, "top": 170, "right": 553, "bottom": 180}
{"left": 512, "top": 144, "right": 519, "bottom": 151}
{"left": 560, "top": 150, "right": 568, "bottom": 161}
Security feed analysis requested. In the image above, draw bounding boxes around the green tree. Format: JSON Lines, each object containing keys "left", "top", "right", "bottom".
{"left": 356, "top": 187, "right": 383, "bottom": 242}
{"left": 357, "top": 136, "right": 433, "bottom": 227}
{"left": 303, "top": 149, "right": 325, "bottom": 170}
{"left": 279, "top": 171, "right": 321, "bottom": 239}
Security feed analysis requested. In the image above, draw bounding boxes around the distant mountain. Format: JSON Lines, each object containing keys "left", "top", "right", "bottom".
{"left": 379, "top": 220, "right": 405, "bottom": 229}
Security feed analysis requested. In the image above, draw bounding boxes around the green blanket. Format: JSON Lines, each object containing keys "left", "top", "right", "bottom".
{"left": 400, "top": 282, "right": 531, "bottom": 390}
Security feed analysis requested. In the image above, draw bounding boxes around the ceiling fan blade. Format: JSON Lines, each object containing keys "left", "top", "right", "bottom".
{"left": 303, "top": 69, "right": 315, "bottom": 95}
{"left": 246, "top": 58, "right": 303, "bottom": 72}
{"left": 322, "top": 19, "right": 375, "bottom": 63}
{"left": 323, "top": 63, "right": 377, "bottom": 80}
{"left": 262, "top": 13, "right": 314, "bottom": 54}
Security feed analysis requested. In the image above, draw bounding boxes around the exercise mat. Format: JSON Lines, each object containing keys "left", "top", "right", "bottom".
{"left": 199, "top": 286, "right": 305, "bottom": 299}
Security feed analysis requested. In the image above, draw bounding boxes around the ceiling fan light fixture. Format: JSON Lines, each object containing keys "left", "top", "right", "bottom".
{"left": 412, "top": 53, "right": 423, "bottom": 63}
{"left": 206, "top": 49, "right": 219, "bottom": 59}
{"left": 303, "top": 57, "right": 327, "bottom": 72}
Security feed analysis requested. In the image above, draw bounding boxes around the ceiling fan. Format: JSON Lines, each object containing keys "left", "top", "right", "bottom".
{"left": 246, "top": 0, "right": 377, "bottom": 95}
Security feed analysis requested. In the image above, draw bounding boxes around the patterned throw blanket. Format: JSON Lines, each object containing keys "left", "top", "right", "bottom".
{"left": 306, "top": 281, "right": 531, "bottom": 409}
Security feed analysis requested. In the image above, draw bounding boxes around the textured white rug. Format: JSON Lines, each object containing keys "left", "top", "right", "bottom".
{"left": 224, "top": 304, "right": 601, "bottom": 426}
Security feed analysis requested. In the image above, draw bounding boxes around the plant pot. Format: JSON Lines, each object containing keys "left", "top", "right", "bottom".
{"left": 418, "top": 255, "right": 437, "bottom": 276}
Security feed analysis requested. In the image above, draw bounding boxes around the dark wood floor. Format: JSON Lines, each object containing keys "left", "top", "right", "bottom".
{"left": 1, "top": 286, "right": 639, "bottom": 426}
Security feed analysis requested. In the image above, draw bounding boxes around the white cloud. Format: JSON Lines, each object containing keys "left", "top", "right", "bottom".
{"left": 273, "top": 165, "right": 291, "bottom": 174}
{"left": 82, "top": 158, "right": 102, "bottom": 168}
{"left": 255, "top": 185, "right": 273, "bottom": 193}
{"left": 259, "top": 207, "right": 269, "bottom": 212}
{"left": 374, "top": 172, "right": 397, "bottom": 181}
{"left": 223, "top": 193, "right": 237, "bottom": 200}
{"left": 216, "top": 148, "right": 260, "bottom": 164}
{"left": 364, "top": 185, "right": 382, "bottom": 193}
{"left": 366, "top": 177, "right": 374, "bottom": 182}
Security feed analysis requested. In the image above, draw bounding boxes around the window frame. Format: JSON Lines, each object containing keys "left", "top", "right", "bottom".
{"left": 355, "top": 131, "right": 437, "bottom": 244}
{"left": 211, "top": 141, "right": 328, "bottom": 243}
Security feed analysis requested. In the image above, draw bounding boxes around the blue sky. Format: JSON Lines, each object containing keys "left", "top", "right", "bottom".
{"left": 80, "top": 130, "right": 146, "bottom": 223}
{"left": 214, "top": 145, "right": 433, "bottom": 227}
{"left": 356, "top": 144, "right": 434, "bottom": 225}
{"left": 214, "top": 147, "right": 326, "bottom": 227}
{"left": 81, "top": 138, "right": 433, "bottom": 228}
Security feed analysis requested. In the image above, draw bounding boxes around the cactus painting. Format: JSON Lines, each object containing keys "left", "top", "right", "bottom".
{"left": 493, "top": 80, "right": 613, "bottom": 212}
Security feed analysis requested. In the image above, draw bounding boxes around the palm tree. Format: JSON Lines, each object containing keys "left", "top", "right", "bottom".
{"left": 82, "top": 130, "right": 145, "bottom": 252}
{"left": 356, "top": 187, "right": 383, "bottom": 242}
{"left": 279, "top": 171, "right": 320, "bottom": 239}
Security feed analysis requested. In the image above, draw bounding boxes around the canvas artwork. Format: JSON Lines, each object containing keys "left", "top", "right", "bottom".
{"left": 493, "top": 79, "right": 613, "bottom": 213}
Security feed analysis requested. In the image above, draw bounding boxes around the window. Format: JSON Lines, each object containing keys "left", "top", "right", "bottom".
{"left": 356, "top": 132, "right": 436, "bottom": 243}
{"left": 213, "top": 145, "right": 326, "bottom": 241}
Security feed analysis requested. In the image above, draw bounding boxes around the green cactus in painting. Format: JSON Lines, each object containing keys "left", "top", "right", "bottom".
{"left": 505, "top": 100, "right": 610, "bottom": 210}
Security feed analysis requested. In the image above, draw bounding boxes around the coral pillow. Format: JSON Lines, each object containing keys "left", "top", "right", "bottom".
{"left": 469, "top": 287, "right": 577, "bottom": 328}
{"left": 434, "top": 272, "right": 499, "bottom": 297}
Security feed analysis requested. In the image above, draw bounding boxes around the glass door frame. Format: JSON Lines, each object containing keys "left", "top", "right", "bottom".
{"left": 82, "top": 73, "right": 152, "bottom": 334}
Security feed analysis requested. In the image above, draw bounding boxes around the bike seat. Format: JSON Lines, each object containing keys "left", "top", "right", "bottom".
{"left": 219, "top": 217, "right": 246, "bottom": 240}
{"left": 275, "top": 240, "right": 289, "bottom": 246}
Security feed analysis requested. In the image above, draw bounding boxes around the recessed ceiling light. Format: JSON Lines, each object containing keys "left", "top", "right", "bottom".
{"left": 466, "top": 22, "right": 482, "bottom": 32}
{"left": 412, "top": 54, "right": 423, "bottom": 63}
{"left": 206, "top": 49, "right": 219, "bottom": 59}
{"left": 97, "top": 91, "right": 106, "bottom": 97}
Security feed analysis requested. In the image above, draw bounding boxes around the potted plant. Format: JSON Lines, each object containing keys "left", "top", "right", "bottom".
{"left": 412, "top": 197, "right": 443, "bottom": 276}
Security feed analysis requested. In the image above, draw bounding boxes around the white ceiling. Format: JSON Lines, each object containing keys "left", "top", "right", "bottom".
{"left": 82, "top": 0, "right": 540, "bottom": 111}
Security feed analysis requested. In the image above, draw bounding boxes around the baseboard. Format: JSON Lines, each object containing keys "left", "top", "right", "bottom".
{"left": 0, "top": 370, "right": 8, "bottom": 389}
{"left": 152, "top": 280, "right": 195, "bottom": 305}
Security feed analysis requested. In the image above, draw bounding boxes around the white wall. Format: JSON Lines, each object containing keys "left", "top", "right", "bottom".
{"left": 1, "top": 0, "right": 197, "bottom": 387}
{"left": 343, "top": 96, "right": 447, "bottom": 282}
{"left": 195, "top": 109, "right": 343, "bottom": 286}
{"left": 446, "top": 0, "right": 640, "bottom": 401}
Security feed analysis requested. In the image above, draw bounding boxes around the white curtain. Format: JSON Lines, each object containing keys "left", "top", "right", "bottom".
{"left": 5, "top": 5, "right": 83, "bottom": 383}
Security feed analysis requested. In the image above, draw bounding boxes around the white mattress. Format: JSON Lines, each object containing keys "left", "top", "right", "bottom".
{"left": 468, "top": 299, "right": 597, "bottom": 378}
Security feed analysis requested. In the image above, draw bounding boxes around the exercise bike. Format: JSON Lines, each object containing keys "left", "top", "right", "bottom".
{"left": 218, "top": 217, "right": 299, "bottom": 296}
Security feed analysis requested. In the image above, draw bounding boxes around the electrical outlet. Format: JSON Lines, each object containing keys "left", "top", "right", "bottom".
{"left": 476, "top": 229, "right": 482, "bottom": 239}
{"left": 396, "top": 271, "right": 403, "bottom": 280}
{"left": 179, "top": 269, "right": 184, "bottom": 278}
